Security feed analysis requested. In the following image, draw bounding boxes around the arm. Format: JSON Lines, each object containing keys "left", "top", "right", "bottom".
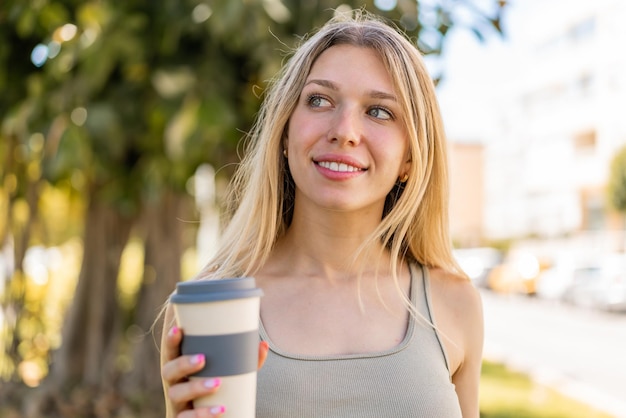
{"left": 452, "top": 282, "right": 484, "bottom": 418}
{"left": 429, "top": 268, "right": 484, "bottom": 418}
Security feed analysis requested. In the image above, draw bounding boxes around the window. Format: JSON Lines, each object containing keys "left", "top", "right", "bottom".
{"left": 574, "top": 130, "right": 597, "bottom": 150}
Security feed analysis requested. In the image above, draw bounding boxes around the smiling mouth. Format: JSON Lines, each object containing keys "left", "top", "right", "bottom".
{"left": 316, "top": 161, "right": 366, "bottom": 173}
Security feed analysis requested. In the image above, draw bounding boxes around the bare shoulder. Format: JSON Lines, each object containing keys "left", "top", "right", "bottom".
{"left": 428, "top": 267, "right": 483, "bottom": 320}
{"left": 427, "top": 267, "right": 484, "bottom": 376}
{"left": 427, "top": 267, "right": 484, "bottom": 416}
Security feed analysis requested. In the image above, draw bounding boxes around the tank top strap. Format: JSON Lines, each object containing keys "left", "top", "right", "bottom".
{"left": 408, "top": 262, "right": 454, "bottom": 380}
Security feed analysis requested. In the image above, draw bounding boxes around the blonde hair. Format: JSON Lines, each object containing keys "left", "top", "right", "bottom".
{"left": 200, "top": 11, "right": 461, "bottom": 284}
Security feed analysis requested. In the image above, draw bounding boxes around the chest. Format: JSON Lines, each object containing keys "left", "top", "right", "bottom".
{"left": 256, "top": 320, "right": 462, "bottom": 418}
{"left": 260, "top": 281, "right": 410, "bottom": 356}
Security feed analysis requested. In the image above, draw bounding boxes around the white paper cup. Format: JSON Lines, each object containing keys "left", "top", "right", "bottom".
{"left": 170, "top": 277, "right": 263, "bottom": 417}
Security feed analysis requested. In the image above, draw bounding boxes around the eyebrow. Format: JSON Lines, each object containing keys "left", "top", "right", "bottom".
{"left": 304, "top": 79, "right": 397, "bottom": 102}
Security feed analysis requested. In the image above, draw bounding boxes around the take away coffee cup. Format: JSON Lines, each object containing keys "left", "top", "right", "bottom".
{"left": 170, "top": 277, "right": 263, "bottom": 417}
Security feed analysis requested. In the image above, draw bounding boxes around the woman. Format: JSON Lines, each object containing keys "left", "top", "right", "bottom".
{"left": 161, "top": 11, "right": 483, "bottom": 418}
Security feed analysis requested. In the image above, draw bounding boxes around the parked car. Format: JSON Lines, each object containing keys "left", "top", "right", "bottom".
{"left": 453, "top": 247, "right": 503, "bottom": 288}
{"left": 535, "top": 265, "right": 575, "bottom": 300}
{"left": 486, "top": 250, "right": 552, "bottom": 295}
{"left": 535, "top": 252, "right": 586, "bottom": 300}
{"left": 561, "top": 253, "right": 626, "bottom": 312}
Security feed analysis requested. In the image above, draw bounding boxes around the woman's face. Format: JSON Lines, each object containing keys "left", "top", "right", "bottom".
{"left": 286, "top": 44, "right": 411, "bottom": 215}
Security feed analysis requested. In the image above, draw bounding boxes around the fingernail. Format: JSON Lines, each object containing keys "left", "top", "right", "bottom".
{"left": 168, "top": 326, "right": 179, "bottom": 337}
{"left": 204, "top": 378, "right": 221, "bottom": 389}
{"left": 190, "top": 354, "right": 205, "bottom": 365}
{"left": 209, "top": 405, "right": 226, "bottom": 414}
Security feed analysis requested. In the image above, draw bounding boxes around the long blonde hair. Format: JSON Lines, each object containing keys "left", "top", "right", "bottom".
{"left": 200, "top": 11, "right": 460, "bottom": 283}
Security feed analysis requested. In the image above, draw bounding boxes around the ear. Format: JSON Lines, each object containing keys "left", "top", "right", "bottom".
{"left": 399, "top": 157, "right": 411, "bottom": 180}
{"left": 282, "top": 126, "right": 289, "bottom": 152}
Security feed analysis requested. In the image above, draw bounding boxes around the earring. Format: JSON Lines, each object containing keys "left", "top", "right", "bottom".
{"left": 283, "top": 149, "right": 288, "bottom": 158}
{"left": 400, "top": 173, "right": 409, "bottom": 183}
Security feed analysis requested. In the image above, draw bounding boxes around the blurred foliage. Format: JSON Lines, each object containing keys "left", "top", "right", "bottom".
{"left": 0, "top": 0, "right": 506, "bottom": 216}
{"left": 0, "top": 0, "right": 505, "bottom": 415}
{"left": 607, "top": 145, "right": 626, "bottom": 214}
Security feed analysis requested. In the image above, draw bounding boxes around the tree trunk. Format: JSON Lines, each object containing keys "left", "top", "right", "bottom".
{"left": 26, "top": 190, "right": 134, "bottom": 417}
{"left": 0, "top": 133, "right": 41, "bottom": 382}
{"left": 120, "top": 189, "right": 188, "bottom": 414}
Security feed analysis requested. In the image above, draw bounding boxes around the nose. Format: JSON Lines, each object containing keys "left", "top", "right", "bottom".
{"left": 328, "top": 106, "right": 361, "bottom": 146}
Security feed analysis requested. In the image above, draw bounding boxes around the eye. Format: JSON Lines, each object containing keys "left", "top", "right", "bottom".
{"left": 307, "top": 94, "right": 331, "bottom": 108}
{"left": 368, "top": 106, "right": 394, "bottom": 121}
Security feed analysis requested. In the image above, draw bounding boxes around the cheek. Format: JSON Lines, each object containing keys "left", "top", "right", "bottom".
{"left": 287, "top": 112, "right": 324, "bottom": 149}
{"left": 287, "top": 109, "right": 306, "bottom": 141}
{"left": 373, "top": 131, "right": 410, "bottom": 168}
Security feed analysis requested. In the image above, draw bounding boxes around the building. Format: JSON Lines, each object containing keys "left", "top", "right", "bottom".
{"left": 448, "top": 141, "right": 485, "bottom": 247}
{"left": 478, "top": 0, "right": 626, "bottom": 248}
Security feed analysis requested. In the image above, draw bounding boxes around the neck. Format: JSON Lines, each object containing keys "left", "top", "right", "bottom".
{"left": 272, "top": 209, "right": 392, "bottom": 282}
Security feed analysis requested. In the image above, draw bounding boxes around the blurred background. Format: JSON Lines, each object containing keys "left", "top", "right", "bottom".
{"left": 0, "top": 0, "right": 625, "bottom": 417}
{"left": 442, "top": 1, "right": 626, "bottom": 417}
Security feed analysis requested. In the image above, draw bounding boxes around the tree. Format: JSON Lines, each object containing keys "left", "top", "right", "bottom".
{"left": 607, "top": 145, "right": 626, "bottom": 249}
{"left": 0, "top": 1, "right": 505, "bottom": 416}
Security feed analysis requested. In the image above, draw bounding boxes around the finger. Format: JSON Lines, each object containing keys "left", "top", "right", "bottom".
{"left": 169, "top": 376, "right": 222, "bottom": 406}
{"left": 162, "top": 353, "right": 206, "bottom": 385}
{"left": 178, "top": 405, "right": 226, "bottom": 418}
{"left": 165, "top": 326, "right": 183, "bottom": 361}
{"left": 258, "top": 341, "right": 269, "bottom": 369}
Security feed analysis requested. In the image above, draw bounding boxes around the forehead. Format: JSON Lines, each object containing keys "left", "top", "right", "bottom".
{"left": 306, "top": 45, "right": 395, "bottom": 92}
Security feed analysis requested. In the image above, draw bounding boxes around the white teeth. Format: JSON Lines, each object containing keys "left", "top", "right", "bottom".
{"left": 318, "top": 161, "right": 360, "bottom": 172}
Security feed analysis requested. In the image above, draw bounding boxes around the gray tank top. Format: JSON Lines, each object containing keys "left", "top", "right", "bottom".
{"left": 256, "top": 263, "right": 463, "bottom": 417}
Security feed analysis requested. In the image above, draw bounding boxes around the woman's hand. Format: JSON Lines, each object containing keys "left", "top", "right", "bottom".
{"left": 161, "top": 321, "right": 270, "bottom": 418}
{"left": 162, "top": 325, "right": 225, "bottom": 417}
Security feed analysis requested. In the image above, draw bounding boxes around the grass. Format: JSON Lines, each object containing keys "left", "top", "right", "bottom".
{"left": 480, "top": 360, "right": 616, "bottom": 418}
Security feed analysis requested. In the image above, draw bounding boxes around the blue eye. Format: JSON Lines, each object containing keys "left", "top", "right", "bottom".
{"left": 368, "top": 106, "right": 393, "bottom": 120}
{"left": 307, "top": 94, "right": 331, "bottom": 108}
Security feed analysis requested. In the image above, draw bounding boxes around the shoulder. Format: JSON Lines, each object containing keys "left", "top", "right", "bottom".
{"left": 427, "top": 267, "right": 484, "bottom": 368}
{"left": 427, "top": 267, "right": 484, "bottom": 416}
{"left": 428, "top": 267, "right": 483, "bottom": 320}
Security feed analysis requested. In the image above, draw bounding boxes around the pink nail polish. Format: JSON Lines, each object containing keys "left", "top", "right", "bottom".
{"left": 190, "top": 354, "right": 205, "bottom": 365}
{"left": 204, "top": 378, "right": 221, "bottom": 389}
{"left": 209, "top": 405, "right": 226, "bottom": 414}
{"left": 169, "top": 326, "right": 179, "bottom": 337}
